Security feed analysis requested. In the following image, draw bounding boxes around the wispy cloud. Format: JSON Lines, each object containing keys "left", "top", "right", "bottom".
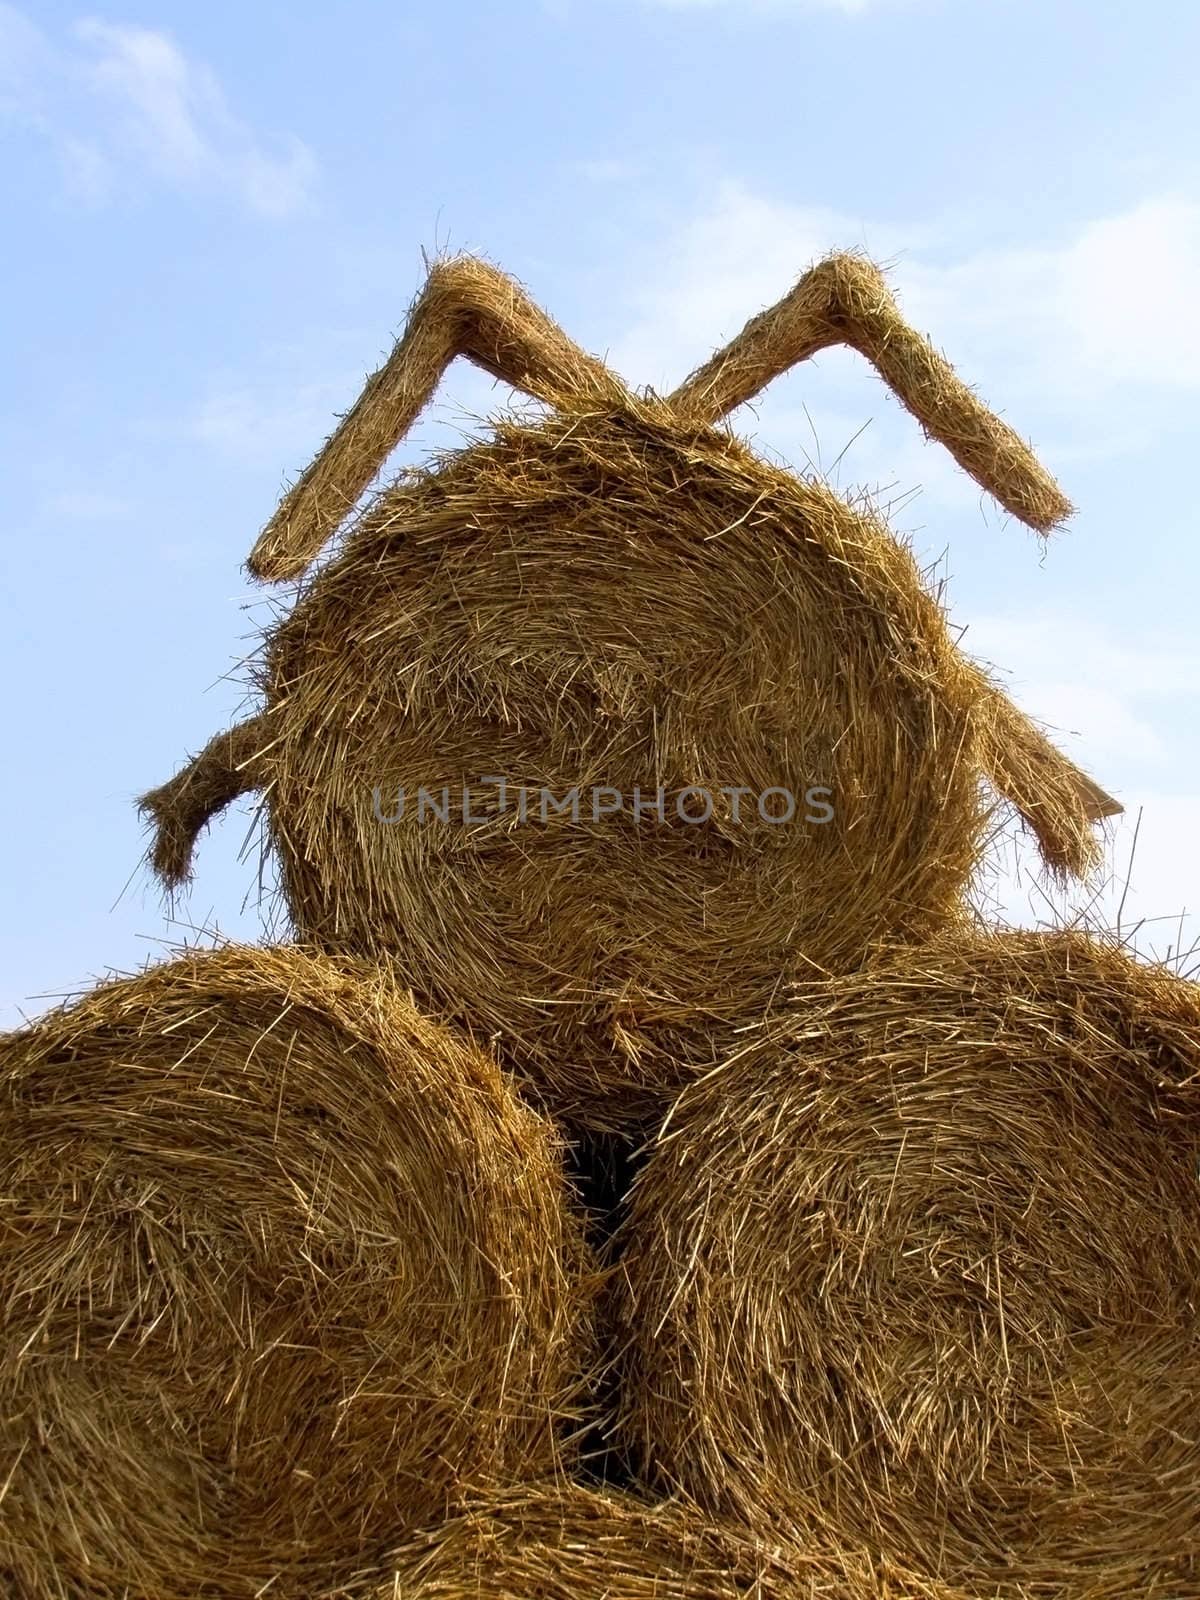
{"left": 606, "top": 185, "right": 921, "bottom": 389}
{"left": 966, "top": 617, "right": 1200, "bottom": 736}
{"left": 0, "top": 4, "right": 315, "bottom": 216}
{"left": 610, "top": 183, "right": 1200, "bottom": 402}
{"left": 900, "top": 197, "right": 1200, "bottom": 397}
{"left": 964, "top": 613, "right": 1200, "bottom": 763}
{"left": 603, "top": 183, "right": 1200, "bottom": 516}
{"left": 966, "top": 611, "right": 1200, "bottom": 964}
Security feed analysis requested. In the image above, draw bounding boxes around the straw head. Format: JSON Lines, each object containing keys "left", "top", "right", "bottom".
{"left": 253, "top": 401, "right": 994, "bottom": 1132}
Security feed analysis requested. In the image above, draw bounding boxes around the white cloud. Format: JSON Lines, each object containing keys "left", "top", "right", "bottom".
{"left": 603, "top": 183, "right": 1200, "bottom": 531}
{"left": 900, "top": 197, "right": 1200, "bottom": 397}
{"left": 0, "top": 5, "right": 315, "bottom": 216}
{"left": 77, "top": 23, "right": 212, "bottom": 177}
{"left": 962, "top": 611, "right": 1200, "bottom": 965}
{"left": 612, "top": 184, "right": 1200, "bottom": 403}
{"left": 605, "top": 187, "right": 971, "bottom": 514}
{"left": 608, "top": 185, "right": 915, "bottom": 390}
{"left": 964, "top": 612, "right": 1200, "bottom": 771}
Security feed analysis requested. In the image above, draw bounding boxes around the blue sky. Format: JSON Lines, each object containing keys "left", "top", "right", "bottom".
{"left": 2, "top": 0, "right": 1198, "bottom": 1023}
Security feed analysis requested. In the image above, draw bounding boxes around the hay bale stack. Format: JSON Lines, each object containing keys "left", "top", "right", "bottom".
{"left": 142, "top": 253, "right": 1118, "bottom": 1134}
{"left": 0, "top": 944, "right": 593, "bottom": 1600}
{"left": 323, "top": 1482, "right": 947, "bottom": 1600}
{"left": 613, "top": 931, "right": 1200, "bottom": 1597}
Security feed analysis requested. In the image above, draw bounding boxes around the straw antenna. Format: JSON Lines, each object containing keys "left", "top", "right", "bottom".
{"left": 669, "top": 252, "right": 1072, "bottom": 535}
{"left": 974, "top": 679, "right": 1123, "bottom": 876}
{"left": 248, "top": 257, "right": 628, "bottom": 583}
{"left": 139, "top": 714, "right": 269, "bottom": 888}
{"left": 250, "top": 250, "right": 1072, "bottom": 583}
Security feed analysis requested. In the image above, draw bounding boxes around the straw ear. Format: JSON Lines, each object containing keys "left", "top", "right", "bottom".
{"left": 669, "top": 252, "right": 1071, "bottom": 535}
{"left": 139, "top": 714, "right": 271, "bottom": 888}
{"left": 248, "top": 256, "right": 627, "bottom": 583}
{"left": 973, "top": 679, "right": 1122, "bottom": 876}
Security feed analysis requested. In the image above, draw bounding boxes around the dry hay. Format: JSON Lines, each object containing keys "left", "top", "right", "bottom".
{"left": 612, "top": 930, "right": 1200, "bottom": 1599}
{"left": 141, "top": 253, "right": 1118, "bottom": 1134}
{"left": 320, "top": 1481, "right": 952, "bottom": 1600}
{"left": 0, "top": 943, "right": 593, "bottom": 1600}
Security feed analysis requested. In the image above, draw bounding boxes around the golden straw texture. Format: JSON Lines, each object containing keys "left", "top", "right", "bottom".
{"left": 321, "top": 1482, "right": 953, "bottom": 1600}
{"left": 669, "top": 253, "right": 1070, "bottom": 533}
{"left": 0, "top": 944, "right": 593, "bottom": 1600}
{"left": 614, "top": 931, "right": 1200, "bottom": 1599}
{"left": 139, "top": 712, "right": 272, "bottom": 890}
{"left": 248, "top": 256, "right": 626, "bottom": 582}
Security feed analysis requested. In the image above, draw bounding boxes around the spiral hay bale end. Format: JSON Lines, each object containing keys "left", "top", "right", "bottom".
{"left": 0, "top": 944, "right": 593, "bottom": 1600}
{"left": 614, "top": 930, "right": 1200, "bottom": 1597}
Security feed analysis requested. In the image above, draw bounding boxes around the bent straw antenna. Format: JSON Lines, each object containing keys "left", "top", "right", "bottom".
{"left": 248, "top": 252, "right": 1068, "bottom": 585}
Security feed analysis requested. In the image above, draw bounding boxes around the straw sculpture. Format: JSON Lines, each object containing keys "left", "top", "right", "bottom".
{"left": 613, "top": 930, "right": 1200, "bottom": 1598}
{"left": 0, "top": 944, "right": 593, "bottom": 1600}
{"left": 141, "top": 251, "right": 1119, "bottom": 1132}
{"left": 321, "top": 1482, "right": 951, "bottom": 1600}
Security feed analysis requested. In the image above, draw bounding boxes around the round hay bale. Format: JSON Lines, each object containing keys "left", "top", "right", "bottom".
{"left": 141, "top": 256, "right": 1118, "bottom": 1135}
{"left": 0, "top": 944, "right": 593, "bottom": 1600}
{"left": 258, "top": 411, "right": 992, "bottom": 1138}
{"left": 140, "top": 411, "right": 1109, "bottom": 1138}
{"left": 323, "top": 1482, "right": 944, "bottom": 1600}
{"left": 613, "top": 931, "right": 1200, "bottom": 1597}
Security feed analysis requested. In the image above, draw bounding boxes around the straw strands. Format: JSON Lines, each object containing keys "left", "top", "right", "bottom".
{"left": 613, "top": 931, "right": 1200, "bottom": 1598}
{"left": 0, "top": 944, "right": 593, "bottom": 1600}
{"left": 142, "top": 255, "right": 1117, "bottom": 1132}
{"left": 321, "top": 1482, "right": 953, "bottom": 1600}
{"left": 247, "top": 252, "right": 1071, "bottom": 587}
{"left": 255, "top": 402, "right": 999, "bottom": 1132}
